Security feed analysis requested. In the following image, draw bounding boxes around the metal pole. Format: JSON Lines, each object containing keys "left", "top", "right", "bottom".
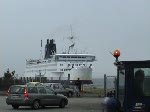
{"left": 39, "top": 71, "right": 41, "bottom": 83}
{"left": 104, "top": 74, "right": 107, "bottom": 97}
{"left": 116, "top": 67, "right": 119, "bottom": 99}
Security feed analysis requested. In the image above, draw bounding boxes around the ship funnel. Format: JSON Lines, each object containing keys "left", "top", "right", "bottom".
{"left": 47, "top": 39, "right": 49, "bottom": 44}
{"left": 44, "top": 39, "right": 57, "bottom": 59}
{"left": 50, "top": 39, "right": 53, "bottom": 44}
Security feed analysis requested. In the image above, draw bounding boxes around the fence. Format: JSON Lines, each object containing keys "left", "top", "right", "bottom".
{"left": 0, "top": 76, "right": 116, "bottom": 97}
{"left": 82, "top": 77, "right": 116, "bottom": 97}
{"left": 0, "top": 76, "right": 70, "bottom": 91}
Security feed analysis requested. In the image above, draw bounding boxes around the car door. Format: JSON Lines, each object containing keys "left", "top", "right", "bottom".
{"left": 53, "top": 84, "right": 65, "bottom": 95}
{"left": 27, "top": 87, "right": 39, "bottom": 102}
{"left": 37, "top": 87, "right": 47, "bottom": 105}
{"left": 45, "top": 88, "right": 60, "bottom": 106}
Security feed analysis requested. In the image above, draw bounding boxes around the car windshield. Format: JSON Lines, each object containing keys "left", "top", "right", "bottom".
{"left": 10, "top": 86, "right": 25, "bottom": 94}
{"left": 45, "top": 87, "right": 55, "bottom": 94}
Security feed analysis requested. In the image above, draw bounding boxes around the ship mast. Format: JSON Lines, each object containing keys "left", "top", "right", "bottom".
{"left": 40, "top": 40, "right": 43, "bottom": 59}
{"left": 68, "top": 25, "right": 75, "bottom": 54}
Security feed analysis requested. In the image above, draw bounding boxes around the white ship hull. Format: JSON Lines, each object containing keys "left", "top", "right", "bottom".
{"left": 24, "top": 62, "right": 92, "bottom": 80}
{"left": 70, "top": 67, "right": 92, "bottom": 80}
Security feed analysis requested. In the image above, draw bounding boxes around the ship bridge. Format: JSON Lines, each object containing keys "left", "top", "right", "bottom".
{"left": 55, "top": 54, "right": 96, "bottom": 62}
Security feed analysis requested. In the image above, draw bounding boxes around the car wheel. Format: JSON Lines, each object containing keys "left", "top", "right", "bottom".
{"left": 59, "top": 99, "right": 65, "bottom": 108}
{"left": 32, "top": 100, "right": 40, "bottom": 109}
{"left": 12, "top": 105, "right": 19, "bottom": 109}
{"left": 67, "top": 91, "right": 72, "bottom": 97}
{"left": 41, "top": 106, "right": 45, "bottom": 108}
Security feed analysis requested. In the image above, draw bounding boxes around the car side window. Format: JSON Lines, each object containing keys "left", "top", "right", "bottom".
{"left": 53, "top": 84, "right": 59, "bottom": 89}
{"left": 50, "top": 84, "right": 52, "bottom": 87}
{"left": 28, "top": 87, "right": 38, "bottom": 93}
{"left": 38, "top": 87, "right": 46, "bottom": 94}
{"left": 59, "top": 84, "right": 63, "bottom": 89}
{"left": 46, "top": 88, "right": 54, "bottom": 94}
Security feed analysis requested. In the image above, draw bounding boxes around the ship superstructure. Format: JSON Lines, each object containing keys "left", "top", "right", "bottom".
{"left": 24, "top": 38, "right": 96, "bottom": 83}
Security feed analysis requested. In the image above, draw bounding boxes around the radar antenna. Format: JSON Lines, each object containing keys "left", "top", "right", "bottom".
{"left": 67, "top": 25, "right": 77, "bottom": 54}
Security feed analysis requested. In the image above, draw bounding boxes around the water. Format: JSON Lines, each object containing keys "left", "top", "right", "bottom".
{"left": 92, "top": 78, "right": 115, "bottom": 89}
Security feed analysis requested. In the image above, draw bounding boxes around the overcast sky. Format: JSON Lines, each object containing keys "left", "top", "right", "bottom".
{"left": 0, "top": 0, "right": 150, "bottom": 78}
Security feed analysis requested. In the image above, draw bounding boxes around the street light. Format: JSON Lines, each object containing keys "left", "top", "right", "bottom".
{"left": 113, "top": 50, "right": 121, "bottom": 99}
{"left": 39, "top": 70, "right": 41, "bottom": 83}
{"left": 113, "top": 50, "right": 120, "bottom": 62}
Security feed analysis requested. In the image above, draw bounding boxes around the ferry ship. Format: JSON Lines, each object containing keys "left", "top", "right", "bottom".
{"left": 24, "top": 37, "right": 96, "bottom": 84}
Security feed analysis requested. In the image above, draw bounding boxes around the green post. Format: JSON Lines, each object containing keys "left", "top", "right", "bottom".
{"left": 104, "top": 74, "right": 107, "bottom": 97}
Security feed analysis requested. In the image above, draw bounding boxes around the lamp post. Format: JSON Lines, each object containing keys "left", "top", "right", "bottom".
{"left": 104, "top": 74, "right": 107, "bottom": 96}
{"left": 113, "top": 50, "right": 120, "bottom": 62}
{"left": 39, "top": 70, "right": 41, "bottom": 83}
{"left": 113, "top": 50, "right": 121, "bottom": 99}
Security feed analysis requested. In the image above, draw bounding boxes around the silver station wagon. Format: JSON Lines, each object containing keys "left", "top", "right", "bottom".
{"left": 43, "top": 83, "right": 74, "bottom": 97}
{"left": 6, "top": 85, "right": 68, "bottom": 109}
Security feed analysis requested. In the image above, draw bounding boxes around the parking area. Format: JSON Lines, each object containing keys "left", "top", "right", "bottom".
{"left": 0, "top": 96, "right": 104, "bottom": 112}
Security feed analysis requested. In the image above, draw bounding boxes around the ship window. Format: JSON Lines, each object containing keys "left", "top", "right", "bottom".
{"left": 75, "top": 64, "right": 78, "bottom": 66}
{"left": 67, "top": 56, "right": 70, "bottom": 58}
{"left": 83, "top": 64, "right": 85, "bottom": 66}
{"left": 60, "top": 69, "right": 63, "bottom": 71}
{"left": 68, "top": 64, "right": 70, "bottom": 66}
{"left": 72, "top": 56, "right": 77, "bottom": 58}
{"left": 79, "top": 64, "right": 81, "bottom": 66}
{"left": 78, "top": 57, "right": 81, "bottom": 58}
{"left": 60, "top": 64, "right": 63, "bottom": 66}
{"left": 63, "top": 56, "right": 66, "bottom": 58}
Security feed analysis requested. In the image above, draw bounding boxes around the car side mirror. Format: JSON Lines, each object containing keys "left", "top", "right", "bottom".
{"left": 54, "top": 92, "right": 57, "bottom": 95}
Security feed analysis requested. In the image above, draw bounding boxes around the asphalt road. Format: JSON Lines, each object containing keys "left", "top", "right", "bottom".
{"left": 0, "top": 96, "right": 104, "bottom": 112}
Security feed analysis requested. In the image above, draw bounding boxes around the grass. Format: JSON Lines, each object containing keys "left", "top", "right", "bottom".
{"left": 82, "top": 86, "right": 104, "bottom": 97}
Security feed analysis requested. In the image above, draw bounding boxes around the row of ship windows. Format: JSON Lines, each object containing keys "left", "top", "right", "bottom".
{"left": 60, "top": 64, "right": 92, "bottom": 66}
{"left": 26, "top": 69, "right": 57, "bottom": 73}
{"left": 60, "top": 69, "right": 71, "bottom": 71}
{"left": 26, "top": 69, "right": 73, "bottom": 73}
{"left": 58, "top": 56, "right": 87, "bottom": 58}
{"left": 26, "top": 64, "right": 57, "bottom": 68}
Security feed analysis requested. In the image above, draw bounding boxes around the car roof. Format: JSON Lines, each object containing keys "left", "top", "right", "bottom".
{"left": 27, "top": 82, "right": 43, "bottom": 84}
{"left": 43, "top": 83, "right": 61, "bottom": 84}
{"left": 28, "top": 82, "right": 40, "bottom": 83}
{"left": 11, "top": 85, "right": 27, "bottom": 87}
{"left": 11, "top": 84, "right": 45, "bottom": 87}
